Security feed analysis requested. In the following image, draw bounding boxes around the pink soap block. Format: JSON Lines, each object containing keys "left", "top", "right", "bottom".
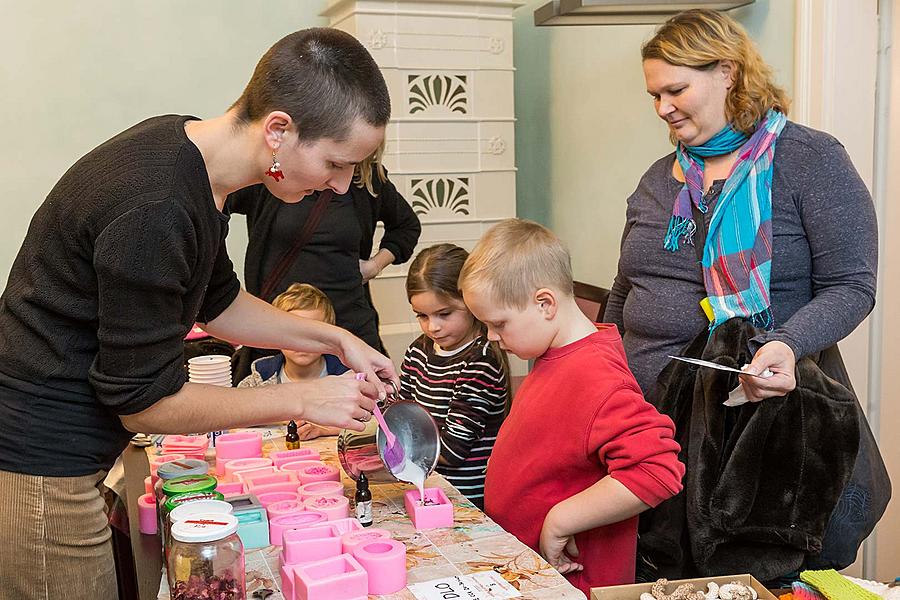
{"left": 244, "top": 471, "right": 297, "bottom": 491}
{"left": 352, "top": 539, "right": 407, "bottom": 594}
{"left": 282, "top": 524, "right": 342, "bottom": 566}
{"left": 267, "top": 500, "right": 306, "bottom": 520}
{"left": 271, "top": 448, "right": 321, "bottom": 468}
{"left": 294, "top": 554, "right": 368, "bottom": 600}
{"left": 340, "top": 528, "right": 391, "bottom": 554}
{"left": 281, "top": 564, "right": 298, "bottom": 600}
{"left": 214, "top": 431, "right": 263, "bottom": 461}
{"left": 298, "top": 464, "right": 341, "bottom": 485}
{"left": 404, "top": 487, "right": 454, "bottom": 530}
{"left": 224, "top": 457, "right": 272, "bottom": 481}
{"left": 214, "top": 481, "right": 246, "bottom": 498}
{"left": 269, "top": 510, "right": 328, "bottom": 547}
{"left": 302, "top": 495, "right": 349, "bottom": 521}
{"left": 280, "top": 460, "right": 326, "bottom": 477}
{"left": 252, "top": 481, "right": 306, "bottom": 497}
{"left": 234, "top": 466, "right": 278, "bottom": 485}
{"left": 297, "top": 480, "right": 345, "bottom": 501}
{"left": 137, "top": 493, "right": 157, "bottom": 535}
{"left": 257, "top": 491, "right": 301, "bottom": 509}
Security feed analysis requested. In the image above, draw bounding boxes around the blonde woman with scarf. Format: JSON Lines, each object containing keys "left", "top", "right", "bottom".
{"left": 603, "top": 8, "right": 884, "bottom": 584}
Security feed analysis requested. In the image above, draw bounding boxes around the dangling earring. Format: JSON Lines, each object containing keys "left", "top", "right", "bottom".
{"left": 265, "top": 151, "right": 285, "bottom": 182}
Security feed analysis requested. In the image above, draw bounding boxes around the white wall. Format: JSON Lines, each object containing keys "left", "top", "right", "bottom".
{"left": 0, "top": 1, "right": 326, "bottom": 284}
{"left": 513, "top": 0, "right": 795, "bottom": 287}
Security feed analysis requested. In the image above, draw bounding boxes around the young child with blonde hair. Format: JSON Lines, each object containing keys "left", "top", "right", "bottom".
{"left": 459, "top": 219, "right": 684, "bottom": 594}
{"left": 238, "top": 282, "right": 348, "bottom": 439}
{"left": 399, "top": 243, "right": 509, "bottom": 509}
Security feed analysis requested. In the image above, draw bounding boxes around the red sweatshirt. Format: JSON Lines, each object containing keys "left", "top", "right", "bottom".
{"left": 484, "top": 326, "right": 684, "bottom": 596}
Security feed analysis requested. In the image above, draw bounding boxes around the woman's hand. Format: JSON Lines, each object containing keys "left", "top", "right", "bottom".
{"left": 288, "top": 376, "right": 378, "bottom": 432}
{"left": 359, "top": 258, "right": 381, "bottom": 283}
{"left": 739, "top": 340, "right": 797, "bottom": 401}
{"left": 539, "top": 511, "right": 584, "bottom": 575}
{"left": 336, "top": 332, "right": 398, "bottom": 400}
{"left": 297, "top": 422, "right": 342, "bottom": 440}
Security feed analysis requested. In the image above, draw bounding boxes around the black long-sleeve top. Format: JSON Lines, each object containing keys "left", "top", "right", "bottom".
{"left": 0, "top": 115, "right": 241, "bottom": 475}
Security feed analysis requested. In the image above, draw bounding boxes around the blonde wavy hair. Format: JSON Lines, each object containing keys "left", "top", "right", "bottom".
{"left": 641, "top": 9, "right": 790, "bottom": 136}
{"left": 272, "top": 282, "right": 336, "bottom": 325}
{"left": 352, "top": 139, "right": 387, "bottom": 196}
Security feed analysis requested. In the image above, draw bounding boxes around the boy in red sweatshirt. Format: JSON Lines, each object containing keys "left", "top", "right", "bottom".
{"left": 460, "top": 218, "right": 684, "bottom": 597}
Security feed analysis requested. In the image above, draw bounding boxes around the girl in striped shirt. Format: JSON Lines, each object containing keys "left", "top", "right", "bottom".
{"left": 400, "top": 244, "right": 509, "bottom": 509}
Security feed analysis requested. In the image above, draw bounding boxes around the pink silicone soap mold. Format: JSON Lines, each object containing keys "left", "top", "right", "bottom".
{"left": 297, "top": 480, "right": 344, "bottom": 501}
{"left": 269, "top": 510, "right": 328, "bottom": 547}
{"left": 298, "top": 464, "right": 341, "bottom": 485}
{"left": 302, "top": 495, "right": 349, "bottom": 521}
{"left": 293, "top": 554, "right": 368, "bottom": 600}
{"left": 352, "top": 539, "right": 407, "bottom": 594}
{"left": 282, "top": 524, "right": 342, "bottom": 566}
{"left": 404, "top": 487, "right": 454, "bottom": 530}
{"left": 271, "top": 448, "right": 321, "bottom": 468}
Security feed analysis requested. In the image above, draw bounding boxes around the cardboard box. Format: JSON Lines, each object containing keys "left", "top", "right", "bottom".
{"left": 591, "top": 574, "right": 777, "bottom": 600}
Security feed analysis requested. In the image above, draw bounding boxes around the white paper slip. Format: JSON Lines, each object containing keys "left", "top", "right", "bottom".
{"left": 724, "top": 383, "right": 750, "bottom": 407}
{"left": 408, "top": 571, "right": 522, "bottom": 600}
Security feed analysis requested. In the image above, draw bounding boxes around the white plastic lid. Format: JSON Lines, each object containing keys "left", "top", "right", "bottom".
{"left": 170, "top": 512, "right": 239, "bottom": 543}
{"left": 169, "top": 499, "right": 233, "bottom": 524}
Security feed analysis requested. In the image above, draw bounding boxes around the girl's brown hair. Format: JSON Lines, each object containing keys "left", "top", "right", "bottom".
{"left": 641, "top": 9, "right": 790, "bottom": 135}
{"left": 406, "top": 244, "right": 511, "bottom": 408}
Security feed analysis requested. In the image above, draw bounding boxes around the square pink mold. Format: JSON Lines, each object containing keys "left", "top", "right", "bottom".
{"left": 282, "top": 524, "right": 342, "bottom": 566}
{"left": 271, "top": 448, "right": 321, "bottom": 468}
{"left": 404, "top": 487, "right": 454, "bottom": 530}
{"left": 293, "top": 554, "right": 368, "bottom": 600}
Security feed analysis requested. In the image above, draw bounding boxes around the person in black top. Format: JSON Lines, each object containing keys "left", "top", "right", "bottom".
{"left": 0, "top": 29, "right": 397, "bottom": 599}
{"left": 228, "top": 144, "right": 421, "bottom": 381}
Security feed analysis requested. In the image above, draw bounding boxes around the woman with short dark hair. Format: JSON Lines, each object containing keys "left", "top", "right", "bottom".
{"left": 0, "top": 28, "right": 396, "bottom": 598}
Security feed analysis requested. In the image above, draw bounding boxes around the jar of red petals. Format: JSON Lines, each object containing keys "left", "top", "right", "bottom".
{"left": 168, "top": 512, "right": 245, "bottom": 600}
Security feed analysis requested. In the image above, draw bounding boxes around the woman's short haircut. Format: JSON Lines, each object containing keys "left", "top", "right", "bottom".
{"left": 459, "top": 219, "right": 574, "bottom": 310}
{"left": 641, "top": 9, "right": 790, "bottom": 135}
{"left": 272, "top": 283, "right": 336, "bottom": 325}
{"left": 232, "top": 28, "right": 391, "bottom": 143}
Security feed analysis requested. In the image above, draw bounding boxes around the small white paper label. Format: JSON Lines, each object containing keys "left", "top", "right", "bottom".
{"left": 408, "top": 571, "right": 521, "bottom": 600}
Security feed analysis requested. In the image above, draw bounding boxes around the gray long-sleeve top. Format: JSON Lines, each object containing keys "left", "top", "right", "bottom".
{"left": 603, "top": 121, "right": 878, "bottom": 395}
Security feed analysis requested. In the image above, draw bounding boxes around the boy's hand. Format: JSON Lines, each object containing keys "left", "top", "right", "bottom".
{"left": 297, "top": 422, "right": 342, "bottom": 440}
{"left": 539, "top": 516, "right": 583, "bottom": 575}
{"left": 289, "top": 376, "right": 378, "bottom": 432}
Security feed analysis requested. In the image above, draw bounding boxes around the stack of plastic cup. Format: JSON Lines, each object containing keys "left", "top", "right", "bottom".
{"left": 187, "top": 355, "right": 232, "bottom": 387}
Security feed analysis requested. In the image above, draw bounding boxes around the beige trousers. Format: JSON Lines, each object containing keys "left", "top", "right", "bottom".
{"left": 0, "top": 469, "right": 118, "bottom": 600}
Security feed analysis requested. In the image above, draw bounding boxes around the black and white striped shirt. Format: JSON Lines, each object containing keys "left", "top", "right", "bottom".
{"left": 400, "top": 335, "right": 508, "bottom": 509}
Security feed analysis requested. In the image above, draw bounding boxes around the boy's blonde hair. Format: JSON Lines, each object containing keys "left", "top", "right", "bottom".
{"left": 641, "top": 9, "right": 790, "bottom": 137}
{"left": 459, "top": 219, "right": 574, "bottom": 309}
{"left": 272, "top": 283, "right": 336, "bottom": 325}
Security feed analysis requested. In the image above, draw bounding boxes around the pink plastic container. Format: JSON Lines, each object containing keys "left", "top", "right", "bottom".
{"left": 251, "top": 482, "right": 306, "bottom": 497}
{"left": 243, "top": 471, "right": 297, "bottom": 491}
{"left": 214, "top": 481, "right": 246, "bottom": 497}
{"left": 256, "top": 491, "right": 300, "bottom": 509}
{"left": 282, "top": 524, "right": 342, "bottom": 566}
{"left": 143, "top": 476, "right": 153, "bottom": 495}
{"left": 271, "top": 447, "right": 321, "bottom": 468}
{"left": 404, "top": 487, "right": 454, "bottom": 530}
{"left": 298, "top": 464, "right": 341, "bottom": 485}
{"left": 214, "top": 431, "right": 262, "bottom": 461}
{"left": 137, "top": 493, "right": 158, "bottom": 535}
{"left": 294, "top": 554, "right": 368, "bottom": 600}
{"left": 352, "top": 539, "right": 407, "bottom": 594}
{"left": 327, "top": 518, "right": 364, "bottom": 536}
{"left": 302, "top": 495, "right": 349, "bottom": 521}
{"left": 340, "top": 528, "right": 392, "bottom": 554}
{"left": 266, "top": 500, "right": 306, "bottom": 520}
{"left": 280, "top": 460, "right": 326, "bottom": 478}
{"left": 269, "top": 510, "right": 328, "bottom": 547}
{"left": 297, "top": 480, "right": 345, "bottom": 501}
{"left": 281, "top": 564, "right": 299, "bottom": 600}
{"left": 233, "top": 466, "right": 277, "bottom": 485}
{"left": 223, "top": 457, "right": 272, "bottom": 481}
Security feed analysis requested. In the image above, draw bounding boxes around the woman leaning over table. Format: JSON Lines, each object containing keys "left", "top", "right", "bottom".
{"left": 603, "top": 8, "right": 878, "bottom": 578}
{"left": 0, "top": 28, "right": 397, "bottom": 599}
